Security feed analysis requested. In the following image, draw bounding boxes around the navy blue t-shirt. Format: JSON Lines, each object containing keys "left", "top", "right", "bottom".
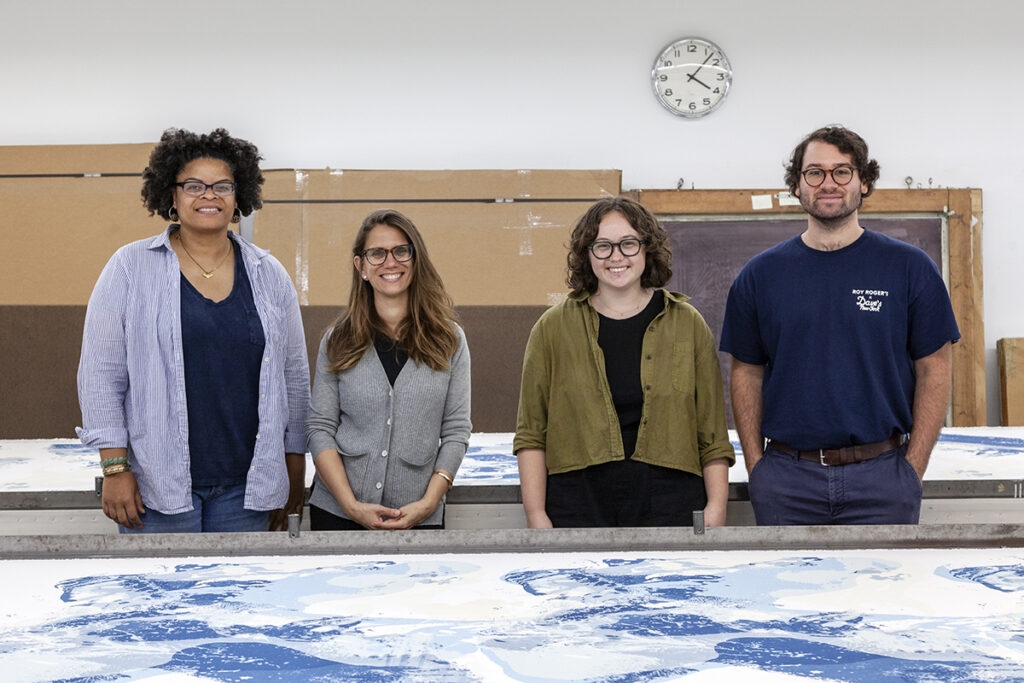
{"left": 181, "top": 243, "right": 266, "bottom": 486}
{"left": 720, "top": 229, "right": 960, "bottom": 450}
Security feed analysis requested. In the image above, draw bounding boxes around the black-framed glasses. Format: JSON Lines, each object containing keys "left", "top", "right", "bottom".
{"left": 801, "top": 166, "right": 856, "bottom": 187}
{"left": 588, "top": 238, "right": 645, "bottom": 259}
{"left": 362, "top": 244, "right": 414, "bottom": 265}
{"left": 176, "top": 180, "right": 237, "bottom": 197}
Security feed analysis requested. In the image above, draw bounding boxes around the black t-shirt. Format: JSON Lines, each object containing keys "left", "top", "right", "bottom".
{"left": 374, "top": 333, "right": 408, "bottom": 386}
{"left": 596, "top": 292, "right": 664, "bottom": 458}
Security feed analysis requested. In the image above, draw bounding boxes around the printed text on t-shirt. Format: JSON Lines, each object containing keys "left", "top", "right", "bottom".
{"left": 851, "top": 288, "right": 887, "bottom": 312}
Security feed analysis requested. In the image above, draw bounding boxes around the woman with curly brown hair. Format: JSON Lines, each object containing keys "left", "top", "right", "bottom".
{"left": 514, "top": 196, "right": 733, "bottom": 528}
{"left": 77, "top": 128, "right": 310, "bottom": 533}
{"left": 305, "top": 209, "right": 471, "bottom": 530}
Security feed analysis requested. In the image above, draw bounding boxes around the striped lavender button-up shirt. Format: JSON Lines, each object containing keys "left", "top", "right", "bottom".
{"left": 77, "top": 227, "right": 309, "bottom": 514}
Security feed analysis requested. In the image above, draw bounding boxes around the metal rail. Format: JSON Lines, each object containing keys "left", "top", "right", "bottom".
{"left": 1, "top": 523, "right": 1022, "bottom": 560}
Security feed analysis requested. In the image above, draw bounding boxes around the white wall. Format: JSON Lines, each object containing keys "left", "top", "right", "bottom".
{"left": 1, "top": 0, "right": 1020, "bottom": 423}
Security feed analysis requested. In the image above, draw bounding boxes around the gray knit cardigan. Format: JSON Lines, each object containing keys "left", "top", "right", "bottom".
{"left": 305, "top": 325, "right": 471, "bottom": 526}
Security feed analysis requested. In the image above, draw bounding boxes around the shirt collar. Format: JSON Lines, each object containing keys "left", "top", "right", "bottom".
{"left": 568, "top": 288, "right": 691, "bottom": 306}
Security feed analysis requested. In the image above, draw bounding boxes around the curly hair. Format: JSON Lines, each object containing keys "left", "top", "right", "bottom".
{"left": 327, "top": 209, "right": 460, "bottom": 373}
{"left": 566, "top": 196, "right": 672, "bottom": 296}
{"left": 784, "top": 125, "right": 880, "bottom": 197}
{"left": 140, "top": 128, "right": 264, "bottom": 220}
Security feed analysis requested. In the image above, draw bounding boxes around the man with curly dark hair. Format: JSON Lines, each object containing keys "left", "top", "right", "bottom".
{"left": 77, "top": 128, "right": 310, "bottom": 533}
{"left": 720, "top": 126, "right": 960, "bottom": 526}
{"left": 515, "top": 196, "right": 734, "bottom": 528}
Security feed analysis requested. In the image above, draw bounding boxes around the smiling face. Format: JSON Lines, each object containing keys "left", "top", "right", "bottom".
{"left": 588, "top": 210, "right": 646, "bottom": 296}
{"left": 356, "top": 223, "right": 415, "bottom": 305}
{"left": 796, "top": 141, "right": 869, "bottom": 224}
{"left": 172, "top": 157, "right": 237, "bottom": 234}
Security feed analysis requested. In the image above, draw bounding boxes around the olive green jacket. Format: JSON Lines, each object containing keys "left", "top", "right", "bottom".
{"left": 513, "top": 289, "right": 734, "bottom": 475}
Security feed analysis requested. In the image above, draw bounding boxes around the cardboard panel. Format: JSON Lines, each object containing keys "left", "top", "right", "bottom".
{"left": 998, "top": 338, "right": 1024, "bottom": 426}
{"left": 255, "top": 169, "right": 621, "bottom": 306}
{"left": 0, "top": 148, "right": 618, "bottom": 307}
{"left": 0, "top": 143, "right": 164, "bottom": 305}
{"left": 0, "top": 143, "right": 154, "bottom": 175}
{"left": 0, "top": 177, "right": 167, "bottom": 305}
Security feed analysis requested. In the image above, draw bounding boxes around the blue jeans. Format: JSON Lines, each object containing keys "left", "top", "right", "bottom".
{"left": 119, "top": 483, "right": 269, "bottom": 534}
{"left": 748, "top": 443, "right": 922, "bottom": 525}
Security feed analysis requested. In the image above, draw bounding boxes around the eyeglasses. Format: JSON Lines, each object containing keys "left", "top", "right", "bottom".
{"left": 800, "top": 166, "right": 856, "bottom": 187}
{"left": 588, "top": 238, "right": 645, "bottom": 259}
{"left": 362, "top": 244, "right": 414, "bottom": 265}
{"left": 176, "top": 180, "right": 237, "bottom": 197}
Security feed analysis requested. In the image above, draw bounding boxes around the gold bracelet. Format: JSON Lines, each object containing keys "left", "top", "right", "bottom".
{"left": 432, "top": 469, "right": 454, "bottom": 490}
{"left": 103, "top": 463, "right": 131, "bottom": 477}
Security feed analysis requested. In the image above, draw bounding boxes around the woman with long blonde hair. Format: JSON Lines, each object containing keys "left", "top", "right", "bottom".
{"left": 306, "top": 209, "right": 471, "bottom": 529}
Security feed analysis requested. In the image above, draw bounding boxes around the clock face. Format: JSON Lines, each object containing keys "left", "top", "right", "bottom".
{"left": 652, "top": 38, "right": 732, "bottom": 118}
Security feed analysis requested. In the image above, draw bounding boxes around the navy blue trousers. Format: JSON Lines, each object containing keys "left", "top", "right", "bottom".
{"left": 748, "top": 443, "right": 922, "bottom": 525}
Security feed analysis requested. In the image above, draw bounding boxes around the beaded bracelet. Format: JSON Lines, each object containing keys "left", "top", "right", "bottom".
{"left": 102, "top": 463, "right": 131, "bottom": 477}
{"left": 100, "top": 457, "right": 129, "bottom": 468}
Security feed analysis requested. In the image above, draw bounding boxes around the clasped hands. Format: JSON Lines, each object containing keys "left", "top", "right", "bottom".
{"left": 345, "top": 499, "right": 435, "bottom": 530}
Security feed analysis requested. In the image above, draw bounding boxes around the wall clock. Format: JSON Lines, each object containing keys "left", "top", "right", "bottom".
{"left": 651, "top": 37, "right": 733, "bottom": 118}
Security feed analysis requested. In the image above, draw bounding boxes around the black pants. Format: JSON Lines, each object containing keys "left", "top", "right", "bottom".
{"left": 545, "top": 459, "right": 706, "bottom": 528}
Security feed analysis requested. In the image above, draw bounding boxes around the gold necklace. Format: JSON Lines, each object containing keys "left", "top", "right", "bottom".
{"left": 176, "top": 233, "right": 232, "bottom": 279}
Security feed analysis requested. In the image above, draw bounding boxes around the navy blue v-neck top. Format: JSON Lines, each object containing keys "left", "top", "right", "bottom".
{"left": 180, "top": 245, "right": 266, "bottom": 486}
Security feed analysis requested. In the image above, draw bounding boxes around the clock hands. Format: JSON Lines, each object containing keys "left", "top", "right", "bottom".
{"left": 688, "top": 74, "right": 711, "bottom": 90}
{"left": 686, "top": 53, "right": 714, "bottom": 90}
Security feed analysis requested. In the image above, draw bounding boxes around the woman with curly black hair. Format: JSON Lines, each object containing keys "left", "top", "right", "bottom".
{"left": 77, "top": 128, "right": 310, "bottom": 533}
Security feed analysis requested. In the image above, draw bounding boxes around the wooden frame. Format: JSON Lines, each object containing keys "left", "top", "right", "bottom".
{"left": 633, "top": 188, "right": 985, "bottom": 426}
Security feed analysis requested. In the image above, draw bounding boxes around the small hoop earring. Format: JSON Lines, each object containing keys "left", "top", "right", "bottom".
{"left": 168, "top": 207, "right": 179, "bottom": 222}
{"left": 231, "top": 208, "right": 241, "bottom": 224}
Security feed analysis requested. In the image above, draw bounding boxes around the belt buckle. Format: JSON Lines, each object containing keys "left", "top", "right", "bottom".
{"left": 819, "top": 449, "right": 829, "bottom": 467}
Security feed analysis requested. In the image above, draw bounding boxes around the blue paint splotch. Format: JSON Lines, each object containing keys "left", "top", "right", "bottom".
{"left": 160, "top": 642, "right": 429, "bottom": 682}
{"left": 937, "top": 432, "right": 1024, "bottom": 456}
{"left": 945, "top": 564, "right": 1024, "bottom": 593}
{"left": 714, "top": 637, "right": 1023, "bottom": 683}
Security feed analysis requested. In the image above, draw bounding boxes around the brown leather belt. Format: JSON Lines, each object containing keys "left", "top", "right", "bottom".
{"left": 767, "top": 433, "right": 906, "bottom": 466}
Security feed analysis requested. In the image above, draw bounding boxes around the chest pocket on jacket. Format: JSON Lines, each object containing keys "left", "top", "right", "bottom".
{"left": 672, "top": 340, "right": 695, "bottom": 394}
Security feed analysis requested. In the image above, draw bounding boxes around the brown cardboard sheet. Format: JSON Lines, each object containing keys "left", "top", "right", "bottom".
{"left": 254, "top": 169, "right": 621, "bottom": 307}
{"left": 0, "top": 143, "right": 154, "bottom": 175}
{"left": 0, "top": 143, "right": 163, "bottom": 305}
